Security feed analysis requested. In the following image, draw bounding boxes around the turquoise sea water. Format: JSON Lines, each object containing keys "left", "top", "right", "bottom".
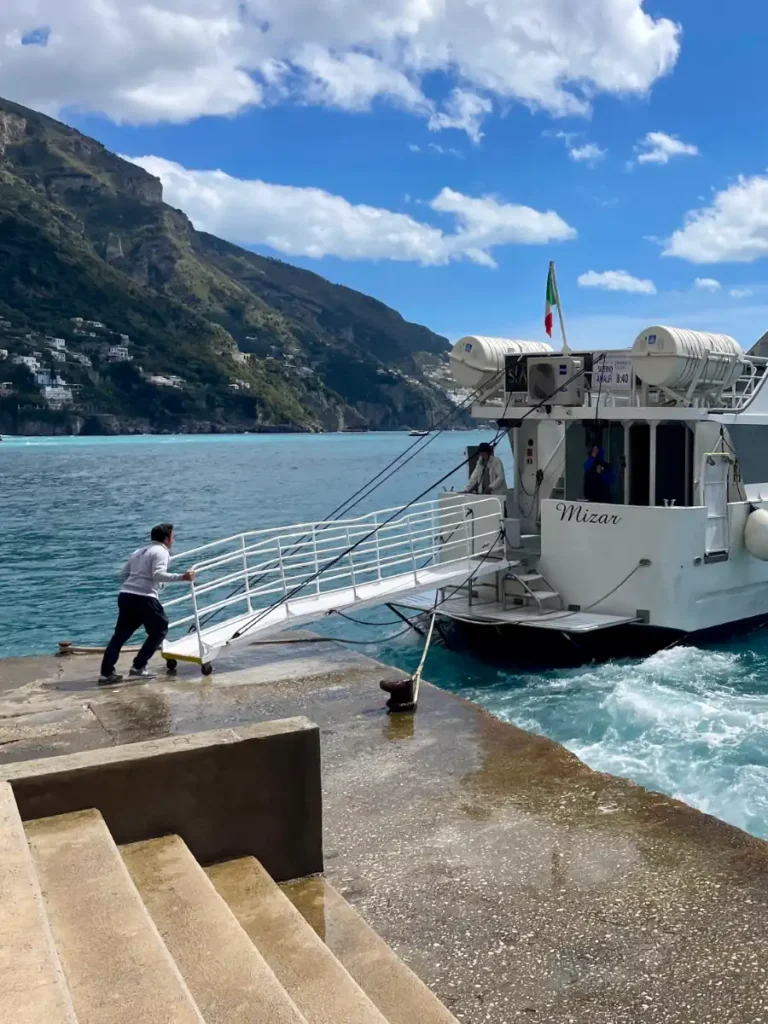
{"left": 3, "top": 432, "right": 768, "bottom": 840}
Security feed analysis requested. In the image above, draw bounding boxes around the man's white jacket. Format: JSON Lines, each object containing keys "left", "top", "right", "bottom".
{"left": 466, "top": 455, "right": 507, "bottom": 495}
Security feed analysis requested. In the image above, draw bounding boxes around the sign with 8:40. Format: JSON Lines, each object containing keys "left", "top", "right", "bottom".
{"left": 595, "top": 356, "right": 633, "bottom": 391}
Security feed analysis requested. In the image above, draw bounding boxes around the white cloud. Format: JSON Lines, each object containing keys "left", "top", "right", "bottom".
{"left": 409, "top": 142, "right": 462, "bottom": 157}
{"left": 130, "top": 155, "right": 576, "bottom": 267}
{"left": 635, "top": 131, "right": 699, "bottom": 165}
{"left": 665, "top": 176, "right": 768, "bottom": 264}
{"left": 291, "top": 46, "right": 428, "bottom": 113}
{"left": 694, "top": 277, "right": 721, "bottom": 293}
{"left": 577, "top": 269, "right": 656, "bottom": 294}
{"left": 730, "top": 288, "right": 753, "bottom": 299}
{"left": 428, "top": 90, "right": 492, "bottom": 144}
{"left": 0, "top": 1, "right": 681, "bottom": 137}
{"left": 551, "top": 132, "right": 606, "bottom": 165}
{"left": 428, "top": 142, "right": 462, "bottom": 158}
{"left": 569, "top": 143, "right": 607, "bottom": 165}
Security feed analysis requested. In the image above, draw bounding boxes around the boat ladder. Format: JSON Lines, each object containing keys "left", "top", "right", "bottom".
{"left": 501, "top": 569, "right": 563, "bottom": 614}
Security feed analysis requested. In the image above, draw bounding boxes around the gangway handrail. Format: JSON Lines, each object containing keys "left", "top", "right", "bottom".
{"left": 173, "top": 498, "right": 466, "bottom": 566}
{"left": 169, "top": 516, "right": 494, "bottom": 610}
{"left": 166, "top": 514, "right": 504, "bottom": 619}
{"left": 163, "top": 495, "right": 505, "bottom": 664}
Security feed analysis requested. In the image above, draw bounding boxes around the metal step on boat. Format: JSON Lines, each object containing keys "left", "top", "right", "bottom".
{"left": 501, "top": 570, "right": 563, "bottom": 613}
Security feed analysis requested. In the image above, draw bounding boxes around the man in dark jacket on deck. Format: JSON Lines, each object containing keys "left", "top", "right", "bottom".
{"left": 584, "top": 446, "right": 615, "bottom": 503}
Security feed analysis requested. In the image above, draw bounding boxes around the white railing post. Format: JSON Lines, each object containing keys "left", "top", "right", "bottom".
{"left": 374, "top": 512, "right": 382, "bottom": 580}
{"left": 190, "top": 580, "right": 204, "bottom": 663}
{"left": 349, "top": 526, "right": 358, "bottom": 597}
{"left": 241, "top": 535, "right": 252, "bottom": 612}
{"left": 277, "top": 538, "right": 287, "bottom": 598}
{"left": 406, "top": 513, "right": 417, "bottom": 582}
{"left": 312, "top": 526, "right": 320, "bottom": 594}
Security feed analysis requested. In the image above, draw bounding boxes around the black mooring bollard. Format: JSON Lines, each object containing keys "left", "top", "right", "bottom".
{"left": 380, "top": 677, "right": 417, "bottom": 713}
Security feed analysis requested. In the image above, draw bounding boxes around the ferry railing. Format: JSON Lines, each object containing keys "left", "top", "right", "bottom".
{"left": 711, "top": 358, "right": 768, "bottom": 412}
{"left": 163, "top": 495, "right": 504, "bottom": 642}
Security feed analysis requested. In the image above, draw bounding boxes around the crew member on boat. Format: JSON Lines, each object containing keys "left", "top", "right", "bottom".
{"left": 583, "top": 446, "right": 615, "bottom": 503}
{"left": 466, "top": 442, "right": 507, "bottom": 496}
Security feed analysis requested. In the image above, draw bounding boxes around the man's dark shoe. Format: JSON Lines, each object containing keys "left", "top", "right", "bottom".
{"left": 98, "top": 672, "right": 124, "bottom": 685}
{"left": 129, "top": 667, "right": 155, "bottom": 680}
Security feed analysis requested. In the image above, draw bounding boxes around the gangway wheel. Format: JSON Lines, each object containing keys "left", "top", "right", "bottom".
{"left": 165, "top": 659, "right": 178, "bottom": 674}
{"left": 201, "top": 662, "right": 214, "bottom": 677}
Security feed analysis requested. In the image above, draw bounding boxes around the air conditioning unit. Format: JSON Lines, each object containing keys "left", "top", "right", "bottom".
{"left": 527, "top": 357, "right": 584, "bottom": 406}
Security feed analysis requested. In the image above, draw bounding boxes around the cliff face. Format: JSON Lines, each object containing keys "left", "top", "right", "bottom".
{"left": 0, "top": 95, "right": 453, "bottom": 434}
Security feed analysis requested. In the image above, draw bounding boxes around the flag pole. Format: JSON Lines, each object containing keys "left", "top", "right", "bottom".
{"left": 549, "top": 260, "right": 571, "bottom": 356}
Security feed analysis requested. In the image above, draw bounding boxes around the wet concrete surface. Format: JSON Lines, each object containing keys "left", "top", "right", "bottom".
{"left": 1, "top": 640, "right": 768, "bottom": 1023}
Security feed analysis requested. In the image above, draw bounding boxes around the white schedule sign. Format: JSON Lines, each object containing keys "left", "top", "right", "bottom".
{"left": 595, "top": 357, "right": 632, "bottom": 391}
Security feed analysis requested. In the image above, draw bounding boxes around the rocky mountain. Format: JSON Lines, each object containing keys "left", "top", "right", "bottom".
{"left": 0, "top": 96, "right": 455, "bottom": 435}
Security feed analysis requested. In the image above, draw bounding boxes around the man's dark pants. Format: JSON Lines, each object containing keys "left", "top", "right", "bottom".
{"left": 101, "top": 592, "right": 169, "bottom": 676}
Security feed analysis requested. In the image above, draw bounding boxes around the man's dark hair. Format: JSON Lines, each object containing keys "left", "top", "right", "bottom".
{"left": 151, "top": 523, "right": 174, "bottom": 544}
{"left": 478, "top": 442, "right": 493, "bottom": 453}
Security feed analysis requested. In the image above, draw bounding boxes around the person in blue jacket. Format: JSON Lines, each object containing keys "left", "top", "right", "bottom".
{"left": 584, "top": 445, "right": 615, "bottom": 503}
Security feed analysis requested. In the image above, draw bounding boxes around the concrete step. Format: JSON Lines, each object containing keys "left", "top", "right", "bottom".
{"left": 24, "top": 809, "right": 204, "bottom": 1024}
{"left": 208, "top": 857, "right": 389, "bottom": 1024}
{"left": 283, "top": 876, "right": 459, "bottom": 1024}
{"left": 0, "top": 782, "right": 76, "bottom": 1024}
{"left": 122, "top": 836, "right": 309, "bottom": 1024}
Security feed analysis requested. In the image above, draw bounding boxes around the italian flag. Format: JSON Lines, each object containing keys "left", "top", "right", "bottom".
{"left": 544, "top": 265, "right": 556, "bottom": 337}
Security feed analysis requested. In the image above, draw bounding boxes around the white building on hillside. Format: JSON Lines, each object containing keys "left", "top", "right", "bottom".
{"left": 12, "top": 355, "right": 39, "bottom": 371}
{"left": 43, "top": 385, "right": 73, "bottom": 409}
{"left": 70, "top": 352, "right": 92, "bottom": 367}
{"left": 46, "top": 337, "right": 67, "bottom": 351}
{"left": 106, "top": 345, "right": 131, "bottom": 362}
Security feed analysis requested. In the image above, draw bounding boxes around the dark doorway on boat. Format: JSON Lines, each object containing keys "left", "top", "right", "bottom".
{"left": 564, "top": 420, "right": 624, "bottom": 503}
{"left": 629, "top": 423, "right": 650, "bottom": 505}
{"left": 656, "top": 423, "right": 694, "bottom": 506}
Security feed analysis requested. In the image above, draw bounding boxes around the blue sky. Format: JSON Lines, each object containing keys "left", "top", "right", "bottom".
{"left": 3, "top": 0, "right": 768, "bottom": 349}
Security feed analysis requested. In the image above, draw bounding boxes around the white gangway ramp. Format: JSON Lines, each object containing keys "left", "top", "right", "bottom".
{"left": 162, "top": 494, "right": 509, "bottom": 672}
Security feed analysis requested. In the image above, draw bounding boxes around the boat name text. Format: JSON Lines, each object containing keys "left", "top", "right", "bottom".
{"left": 555, "top": 502, "right": 622, "bottom": 525}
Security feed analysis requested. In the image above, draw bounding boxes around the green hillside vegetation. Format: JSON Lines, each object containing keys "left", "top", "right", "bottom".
{"left": 0, "top": 95, "right": 456, "bottom": 435}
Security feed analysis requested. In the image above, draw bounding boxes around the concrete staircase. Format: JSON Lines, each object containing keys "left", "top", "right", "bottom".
{"left": 0, "top": 781, "right": 458, "bottom": 1024}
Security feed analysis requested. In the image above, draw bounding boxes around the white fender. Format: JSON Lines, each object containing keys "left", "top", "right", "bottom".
{"left": 744, "top": 509, "right": 768, "bottom": 560}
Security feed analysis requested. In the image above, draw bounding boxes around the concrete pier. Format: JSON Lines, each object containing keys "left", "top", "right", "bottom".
{"left": 1, "top": 638, "right": 768, "bottom": 1023}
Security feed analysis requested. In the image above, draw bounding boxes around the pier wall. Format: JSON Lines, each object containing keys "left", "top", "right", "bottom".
{"left": 0, "top": 718, "right": 323, "bottom": 881}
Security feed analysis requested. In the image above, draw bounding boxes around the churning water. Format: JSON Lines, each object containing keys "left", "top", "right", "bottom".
{"left": 3, "top": 433, "right": 768, "bottom": 839}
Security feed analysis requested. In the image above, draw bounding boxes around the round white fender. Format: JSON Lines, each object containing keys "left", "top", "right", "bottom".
{"left": 744, "top": 509, "right": 768, "bottom": 560}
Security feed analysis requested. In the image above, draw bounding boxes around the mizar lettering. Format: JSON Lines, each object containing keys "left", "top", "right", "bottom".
{"left": 556, "top": 502, "right": 622, "bottom": 526}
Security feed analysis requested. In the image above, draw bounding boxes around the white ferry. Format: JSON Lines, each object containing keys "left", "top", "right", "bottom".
{"left": 161, "top": 324, "right": 768, "bottom": 672}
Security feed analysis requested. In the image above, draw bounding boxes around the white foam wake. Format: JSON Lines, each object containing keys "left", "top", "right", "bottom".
{"left": 481, "top": 644, "right": 768, "bottom": 839}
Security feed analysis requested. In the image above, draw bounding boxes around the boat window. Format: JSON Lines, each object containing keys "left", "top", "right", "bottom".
{"left": 561, "top": 420, "right": 694, "bottom": 508}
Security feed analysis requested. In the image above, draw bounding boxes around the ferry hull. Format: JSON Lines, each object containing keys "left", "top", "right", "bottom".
{"left": 435, "top": 611, "right": 768, "bottom": 668}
